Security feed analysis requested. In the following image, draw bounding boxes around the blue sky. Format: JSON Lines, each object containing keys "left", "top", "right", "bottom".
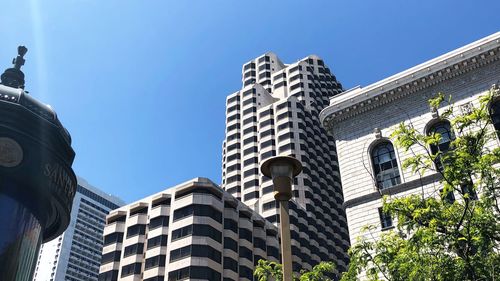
{"left": 1, "top": 1, "right": 499, "bottom": 203}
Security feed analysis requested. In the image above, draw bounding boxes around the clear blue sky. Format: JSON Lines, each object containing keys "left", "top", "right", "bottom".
{"left": 1, "top": 1, "right": 499, "bottom": 203}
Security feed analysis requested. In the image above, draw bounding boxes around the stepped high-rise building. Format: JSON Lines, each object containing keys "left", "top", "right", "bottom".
{"left": 98, "top": 178, "right": 282, "bottom": 281}
{"left": 221, "top": 53, "right": 350, "bottom": 273}
{"left": 34, "top": 177, "right": 124, "bottom": 281}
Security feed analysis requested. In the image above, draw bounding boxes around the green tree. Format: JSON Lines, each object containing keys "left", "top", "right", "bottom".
{"left": 341, "top": 88, "right": 500, "bottom": 281}
{"left": 254, "top": 260, "right": 336, "bottom": 281}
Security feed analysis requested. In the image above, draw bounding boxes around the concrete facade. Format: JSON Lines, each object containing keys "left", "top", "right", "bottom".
{"left": 320, "top": 32, "right": 500, "bottom": 246}
{"left": 220, "top": 53, "right": 350, "bottom": 274}
{"left": 98, "top": 178, "right": 282, "bottom": 281}
{"left": 33, "top": 177, "right": 124, "bottom": 281}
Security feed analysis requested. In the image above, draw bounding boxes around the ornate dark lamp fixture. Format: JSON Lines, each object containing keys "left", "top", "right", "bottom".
{"left": 0, "top": 47, "right": 77, "bottom": 281}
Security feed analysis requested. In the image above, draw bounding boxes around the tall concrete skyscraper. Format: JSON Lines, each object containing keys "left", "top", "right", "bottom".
{"left": 221, "top": 53, "right": 350, "bottom": 273}
{"left": 33, "top": 177, "right": 124, "bottom": 281}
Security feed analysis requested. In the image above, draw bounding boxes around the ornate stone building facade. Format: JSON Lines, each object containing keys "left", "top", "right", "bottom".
{"left": 320, "top": 32, "right": 500, "bottom": 246}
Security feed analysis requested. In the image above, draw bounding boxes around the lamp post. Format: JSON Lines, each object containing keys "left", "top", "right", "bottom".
{"left": 261, "top": 155, "right": 302, "bottom": 281}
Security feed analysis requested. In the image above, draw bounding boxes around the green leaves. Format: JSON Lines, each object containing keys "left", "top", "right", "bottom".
{"left": 341, "top": 90, "right": 500, "bottom": 281}
{"left": 254, "top": 260, "right": 335, "bottom": 281}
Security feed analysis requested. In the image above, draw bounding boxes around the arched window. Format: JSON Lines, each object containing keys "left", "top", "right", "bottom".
{"left": 371, "top": 141, "right": 401, "bottom": 189}
{"left": 489, "top": 99, "right": 500, "bottom": 138}
{"left": 427, "top": 121, "right": 455, "bottom": 171}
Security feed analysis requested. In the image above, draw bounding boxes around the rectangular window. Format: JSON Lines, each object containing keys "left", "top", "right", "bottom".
{"left": 224, "top": 237, "right": 238, "bottom": 252}
{"left": 378, "top": 208, "right": 393, "bottom": 230}
{"left": 173, "top": 204, "right": 222, "bottom": 223}
{"left": 121, "top": 263, "right": 141, "bottom": 277}
{"left": 149, "top": 216, "right": 169, "bottom": 230}
{"left": 126, "top": 224, "right": 146, "bottom": 238}
{"left": 145, "top": 255, "right": 166, "bottom": 270}
{"left": 224, "top": 218, "right": 238, "bottom": 234}
{"left": 147, "top": 235, "right": 168, "bottom": 250}
{"left": 223, "top": 257, "right": 238, "bottom": 272}
{"left": 123, "top": 243, "right": 144, "bottom": 257}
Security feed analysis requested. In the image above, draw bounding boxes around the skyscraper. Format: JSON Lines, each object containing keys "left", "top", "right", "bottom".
{"left": 34, "top": 177, "right": 124, "bottom": 281}
{"left": 98, "top": 178, "right": 281, "bottom": 281}
{"left": 221, "top": 53, "right": 350, "bottom": 273}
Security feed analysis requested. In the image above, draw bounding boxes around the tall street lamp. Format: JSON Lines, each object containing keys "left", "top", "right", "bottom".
{"left": 261, "top": 155, "right": 302, "bottom": 281}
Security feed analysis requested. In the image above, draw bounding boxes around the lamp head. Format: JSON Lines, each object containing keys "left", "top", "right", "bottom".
{"left": 261, "top": 156, "right": 302, "bottom": 201}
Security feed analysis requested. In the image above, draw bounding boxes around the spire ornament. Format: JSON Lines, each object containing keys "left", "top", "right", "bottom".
{"left": 1, "top": 46, "right": 28, "bottom": 89}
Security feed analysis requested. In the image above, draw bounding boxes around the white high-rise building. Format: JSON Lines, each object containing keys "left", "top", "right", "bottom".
{"left": 98, "top": 177, "right": 282, "bottom": 281}
{"left": 221, "top": 53, "right": 350, "bottom": 273}
{"left": 33, "top": 177, "right": 124, "bottom": 281}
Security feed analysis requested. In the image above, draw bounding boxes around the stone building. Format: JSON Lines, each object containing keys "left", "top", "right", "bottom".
{"left": 320, "top": 32, "right": 500, "bottom": 245}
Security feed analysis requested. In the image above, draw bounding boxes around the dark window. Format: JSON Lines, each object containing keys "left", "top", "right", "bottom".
{"left": 121, "top": 263, "right": 141, "bottom": 277}
{"left": 224, "top": 237, "right": 238, "bottom": 252}
{"left": 243, "top": 157, "right": 258, "bottom": 166}
{"left": 260, "top": 129, "right": 275, "bottom": 138}
{"left": 145, "top": 255, "right": 166, "bottom": 269}
{"left": 144, "top": 277, "right": 165, "bottom": 281}
{"left": 103, "top": 233, "right": 123, "bottom": 246}
{"left": 226, "top": 175, "right": 241, "bottom": 184}
{"left": 147, "top": 235, "right": 168, "bottom": 250}
{"left": 243, "top": 168, "right": 259, "bottom": 177}
{"left": 378, "top": 208, "right": 393, "bottom": 230}
{"left": 223, "top": 257, "right": 238, "bottom": 272}
{"left": 428, "top": 121, "right": 455, "bottom": 171}
{"left": 171, "top": 224, "right": 222, "bottom": 243}
{"left": 243, "top": 146, "right": 258, "bottom": 155}
{"left": 149, "top": 216, "right": 169, "bottom": 230}
{"left": 490, "top": 99, "right": 500, "bottom": 138}
{"left": 243, "top": 116, "right": 257, "bottom": 125}
{"left": 243, "top": 136, "right": 258, "bottom": 145}
{"left": 267, "top": 246, "right": 280, "bottom": 259}
{"left": 152, "top": 197, "right": 171, "bottom": 208}
{"left": 98, "top": 270, "right": 118, "bottom": 281}
{"left": 126, "top": 224, "right": 146, "bottom": 238}
{"left": 244, "top": 191, "right": 259, "bottom": 201}
{"left": 173, "top": 204, "right": 222, "bottom": 223}
{"left": 239, "top": 265, "right": 253, "bottom": 280}
{"left": 239, "top": 246, "right": 253, "bottom": 261}
{"left": 101, "top": 251, "right": 121, "bottom": 264}
{"left": 243, "top": 107, "right": 256, "bottom": 115}
{"left": 244, "top": 62, "right": 255, "bottom": 70}
{"left": 239, "top": 228, "right": 253, "bottom": 242}
{"left": 254, "top": 237, "right": 266, "bottom": 251}
{"left": 124, "top": 243, "right": 144, "bottom": 257}
{"left": 371, "top": 142, "right": 401, "bottom": 189}
{"left": 170, "top": 245, "right": 221, "bottom": 263}
{"left": 461, "top": 183, "right": 478, "bottom": 201}
{"left": 243, "top": 97, "right": 256, "bottom": 106}
{"left": 440, "top": 188, "right": 455, "bottom": 204}
{"left": 261, "top": 150, "right": 276, "bottom": 160}
{"left": 260, "top": 139, "right": 275, "bottom": 149}
{"left": 262, "top": 200, "right": 278, "bottom": 211}
{"left": 260, "top": 108, "right": 274, "bottom": 118}
{"left": 224, "top": 218, "right": 238, "bottom": 233}
{"left": 168, "top": 266, "right": 221, "bottom": 281}
{"left": 244, "top": 179, "right": 259, "bottom": 189}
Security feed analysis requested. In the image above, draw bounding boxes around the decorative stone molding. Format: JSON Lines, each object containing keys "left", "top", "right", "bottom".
{"left": 373, "top": 128, "right": 382, "bottom": 139}
{"left": 319, "top": 32, "right": 500, "bottom": 126}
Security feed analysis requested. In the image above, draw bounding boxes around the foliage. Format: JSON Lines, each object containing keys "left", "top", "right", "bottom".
{"left": 341, "top": 88, "right": 500, "bottom": 281}
{"left": 254, "top": 259, "right": 336, "bottom": 281}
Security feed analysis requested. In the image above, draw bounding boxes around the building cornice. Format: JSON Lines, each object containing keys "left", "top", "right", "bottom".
{"left": 320, "top": 32, "right": 500, "bottom": 130}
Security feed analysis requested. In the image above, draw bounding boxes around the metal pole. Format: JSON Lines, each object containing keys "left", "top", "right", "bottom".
{"left": 279, "top": 200, "right": 293, "bottom": 281}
